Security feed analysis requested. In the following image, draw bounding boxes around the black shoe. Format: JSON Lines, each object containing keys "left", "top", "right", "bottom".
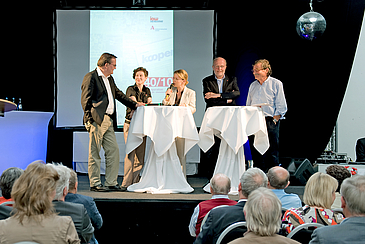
{"left": 120, "top": 186, "right": 128, "bottom": 192}
{"left": 90, "top": 184, "right": 109, "bottom": 192}
{"left": 106, "top": 185, "right": 123, "bottom": 191}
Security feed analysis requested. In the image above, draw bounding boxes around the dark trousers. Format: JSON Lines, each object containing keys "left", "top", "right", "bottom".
{"left": 199, "top": 136, "right": 221, "bottom": 179}
{"left": 249, "top": 117, "right": 280, "bottom": 172}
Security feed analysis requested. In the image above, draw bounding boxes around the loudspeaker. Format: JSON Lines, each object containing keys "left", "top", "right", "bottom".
{"left": 287, "top": 158, "right": 316, "bottom": 186}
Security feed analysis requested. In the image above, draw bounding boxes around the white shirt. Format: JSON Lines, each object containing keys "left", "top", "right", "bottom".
{"left": 97, "top": 66, "right": 114, "bottom": 115}
{"left": 215, "top": 75, "right": 225, "bottom": 94}
{"left": 246, "top": 76, "right": 287, "bottom": 119}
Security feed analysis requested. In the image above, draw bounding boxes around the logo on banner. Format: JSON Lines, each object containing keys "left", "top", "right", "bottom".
{"left": 150, "top": 16, "right": 163, "bottom": 22}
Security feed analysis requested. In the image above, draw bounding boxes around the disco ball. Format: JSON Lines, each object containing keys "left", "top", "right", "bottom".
{"left": 296, "top": 11, "right": 326, "bottom": 41}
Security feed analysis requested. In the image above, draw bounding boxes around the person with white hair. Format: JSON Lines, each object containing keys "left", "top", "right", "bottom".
{"left": 48, "top": 163, "right": 94, "bottom": 244}
{"left": 229, "top": 187, "right": 300, "bottom": 244}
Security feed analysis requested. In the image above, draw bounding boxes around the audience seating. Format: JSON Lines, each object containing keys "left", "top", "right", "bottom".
{"left": 0, "top": 201, "right": 14, "bottom": 207}
{"left": 216, "top": 221, "right": 247, "bottom": 244}
{"left": 200, "top": 205, "right": 230, "bottom": 232}
{"left": 332, "top": 208, "right": 345, "bottom": 217}
{"left": 287, "top": 223, "right": 324, "bottom": 244}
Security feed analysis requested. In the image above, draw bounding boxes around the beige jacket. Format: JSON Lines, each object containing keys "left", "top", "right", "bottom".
{"left": 0, "top": 215, "right": 80, "bottom": 244}
{"left": 162, "top": 86, "right": 196, "bottom": 114}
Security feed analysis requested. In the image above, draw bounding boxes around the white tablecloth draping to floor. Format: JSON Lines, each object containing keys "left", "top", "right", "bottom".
{"left": 126, "top": 106, "right": 198, "bottom": 194}
{"left": 198, "top": 106, "right": 269, "bottom": 195}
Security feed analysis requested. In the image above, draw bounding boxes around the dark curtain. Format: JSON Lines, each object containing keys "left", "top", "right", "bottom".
{"left": 214, "top": 0, "right": 364, "bottom": 163}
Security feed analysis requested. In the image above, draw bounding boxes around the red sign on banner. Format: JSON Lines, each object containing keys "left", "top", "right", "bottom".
{"left": 144, "top": 77, "right": 173, "bottom": 87}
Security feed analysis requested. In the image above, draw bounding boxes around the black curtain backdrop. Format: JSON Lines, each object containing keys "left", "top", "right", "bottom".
{"left": 215, "top": 0, "right": 364, "bottom": 163}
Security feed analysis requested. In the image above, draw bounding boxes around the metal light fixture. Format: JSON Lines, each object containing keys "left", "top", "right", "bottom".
{"left": 296, "top": 0, "right": 326, "bottom": 41}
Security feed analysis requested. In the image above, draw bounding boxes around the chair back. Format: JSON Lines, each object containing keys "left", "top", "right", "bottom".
{"left": 332, "top": 208, "right": 345, "bottom": 217}
{"left": 200, "top": 205, "right": 229, "bottom": 232}
{"left": 14, "top": 242, "right": 40, "bottom": 244}
{"left": 0, "top": 201, "right": 14, "bottom": 207}
{"left": 287, "top": 223, "right": 324, "bottom": 244}
{"left": 216, "top": 221, "right": 247, "bottom": 244}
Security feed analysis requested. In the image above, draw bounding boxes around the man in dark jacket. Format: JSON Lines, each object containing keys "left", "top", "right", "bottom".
{"left": 81, "top": 53, "right": 144, "bottom": 192}
{"left": 195, "top": 168, "right": 268, "bottom": 244}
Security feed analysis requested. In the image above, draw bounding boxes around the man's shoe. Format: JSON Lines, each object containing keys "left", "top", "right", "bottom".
{"left": 120, "top": 186, "right": 128, "bottom": 192}
{"left": 106, "top": 185, "right": 123, "bottom": 191}
{"left": 90, "top": 184, "right": 109, "bottom": 192}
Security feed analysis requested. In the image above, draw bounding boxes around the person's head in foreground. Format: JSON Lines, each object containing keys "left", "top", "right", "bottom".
{"left": 244, "top": 187, "right": 282, "bottom": 236}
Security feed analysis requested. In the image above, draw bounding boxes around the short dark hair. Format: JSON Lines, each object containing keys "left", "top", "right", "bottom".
{"left": 97, "top": 53, "right": 117, "bottom": 67}
{"left": 133, "top": 67, "right": 149, "bottom": 79}
{"left": 0, "top": 167, "right": 24, "bottom": 199}
{"left": 326, "top": 165, "right": 351, "bottom": 192}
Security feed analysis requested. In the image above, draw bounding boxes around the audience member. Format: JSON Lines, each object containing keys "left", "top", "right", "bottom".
{"left": 309, "top": 175, "right": 365, "bottom": 243}
{"left": 66, "top": 169, "right": 103, "bottom": 244}
{"left": 0, "top": 162, "right": 80, "bottom": 244}
{"left": 0, "top": 167, "right": 23, "bottom": 205}
{"left": 195, "top": 168, "right": 268, "bottom": 244}
{"left": 228, "top": 187, "right": 300, "bottom": 244}
{"left": 282, "top": 172, "right": 344, "bottom": 235}
{"left": 267, "top": 166, "right": 302, "bottom": 209}
{"left": 47, "top": 163, "right": 94, "bottom": 244}
{"left": 325, "top": 164, "right": 351, "bottom": 209}
{"left": 189, "top": 174, "right": 237, "bottom": 237}
{"left": 355, "top": 137, "right": 365, "bottom": 162}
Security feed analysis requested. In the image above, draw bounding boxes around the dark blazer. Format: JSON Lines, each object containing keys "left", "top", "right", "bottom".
{"left": 356, "top": 138, "right": 365, "bottom": 162}
{"left": 202, "top": 74, "right": 240, "bottom": 109}
{"left": 53, "top": 200, "right": 94, "bottom": 244}
{"left": 195, "top": 200, "right": 246, "bottom": 244}
{"left": 65, "top": 193, "right": 102, "bottom": 244}
{"left": 309, "top": 217, "right": 365, "bottom": 244}
{"left": 65, "top": 193, "right": 103, "bottom": 230}
{"left": 81, "top": 69, "right": 137, "bottom": 129}
{"left": 0, "top": 205, "right": 12, "bottom": 220}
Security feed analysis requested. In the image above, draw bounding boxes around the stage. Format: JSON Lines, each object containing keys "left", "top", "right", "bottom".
{"left": 76, "top": 174, "right": 304, "bottom": 244}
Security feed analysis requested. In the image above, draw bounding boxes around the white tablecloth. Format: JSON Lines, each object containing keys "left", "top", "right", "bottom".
{"left": 126, "top": 106, "right": 198, "bottom": 194}
{"left": 198, "top": 106, "right": 269, "bottom": 194}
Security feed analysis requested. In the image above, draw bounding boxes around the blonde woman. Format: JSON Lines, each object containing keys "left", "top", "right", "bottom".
{"left": 0, "top": 162, "right": 80, "bottom": 244}
{"left": 163, "top": 69, "right": 196, "bottom": 176}
{"left": 282, "top": 172, "right": 344, "bottom": 235}
{"left": 163, "top": 69, "right": 196, "bottom": 114}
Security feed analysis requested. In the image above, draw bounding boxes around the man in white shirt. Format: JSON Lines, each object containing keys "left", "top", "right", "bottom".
{"left": 246, "top": 59, "right": 287, "bottom": 172}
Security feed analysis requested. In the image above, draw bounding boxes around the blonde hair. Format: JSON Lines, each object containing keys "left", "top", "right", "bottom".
{"left": 303, "top": 172, "right": 338, "bottom": 209}
{"left": 11, "top": 162, "right": 59, "bottom": 224}
{"left": 254, "top": 59, "right": 272, "bottom": 76}
{"left": 244, "top": 187, "right": 282, "bottom": 236}
{"left": 174, "top": 69, "right": 189, "bottom": 86}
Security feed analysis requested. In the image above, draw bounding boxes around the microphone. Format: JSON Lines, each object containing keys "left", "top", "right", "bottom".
{"left": 165, "top": 83, "right": 174, "bottom": 100}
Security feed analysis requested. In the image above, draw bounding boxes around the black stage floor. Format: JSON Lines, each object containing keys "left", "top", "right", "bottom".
{"left": 77, "top": 174, "right": 304, "bottom": 244}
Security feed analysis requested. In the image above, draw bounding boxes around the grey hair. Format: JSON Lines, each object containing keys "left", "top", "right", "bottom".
{"left": 266, "top": 167, "right": 290, "bottom": 189}
{"left": 46, "top": 163, "right": 71, "bottom": 200}
{"left": 340, "top": 175, "right": 365, "bottom": 216}
{"left": 244, "top": 187, "right": 282, "bottom": 236}
{"left": 240, "top": 168, "right": 268, "bottom": 198}
{"left": 0, "top": 167, "right": 24, "bottom": 199}
{"left": 210, "top": 173, "right": 231, "bottom": 195}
